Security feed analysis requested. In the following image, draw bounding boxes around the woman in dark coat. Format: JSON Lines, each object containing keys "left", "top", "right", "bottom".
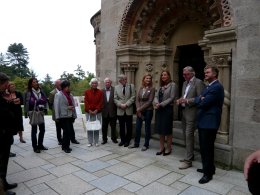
{"left": 154, "top": 71, "right": 177, "bottom": 156}
{"left": 24, "top": 78, "right": 48, "bottom": 153}
{"left": 5, "top": 82, "right": 26, "bottom": 143}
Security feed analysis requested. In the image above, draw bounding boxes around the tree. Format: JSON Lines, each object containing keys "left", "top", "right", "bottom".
{"left": 40, "top": 74, "right": 53, "bottom": 96}
{"left": 6, "top": 43, "right": 30, "bottom": 77}
{"left": 74, "top": 64, "right": 86, "bottom": 80}
{"left": 60, "top": 71, "right": 78, "bottom": 83}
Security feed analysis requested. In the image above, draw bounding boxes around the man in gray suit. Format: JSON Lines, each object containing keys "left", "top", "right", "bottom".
{"left": 177, "top": 66, "right": 205, "bottom": 169}
{"left": 49, "top": 79, "right": 62, "bottom": 145}
{"left": 114, "top": 74, "right": 135, "bottom": 147}
{"left": 101, "top": 78, "right": 118, "bottom": 144}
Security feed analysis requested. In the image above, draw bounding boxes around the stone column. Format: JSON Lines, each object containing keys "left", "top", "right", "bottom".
{"left": 120, "top": 62, "right": 138, "bottom": 85}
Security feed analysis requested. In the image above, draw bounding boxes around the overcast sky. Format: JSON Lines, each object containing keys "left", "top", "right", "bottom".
{"left": 0, "top": 0, "right": 101, "bottom": 80}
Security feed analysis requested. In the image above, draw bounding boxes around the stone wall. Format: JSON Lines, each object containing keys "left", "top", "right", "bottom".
{"left": 99, "top": 0, "right": 129, "bottom": 86}
{"left": 230, "top": 0, "right": 260, "bottom": 169}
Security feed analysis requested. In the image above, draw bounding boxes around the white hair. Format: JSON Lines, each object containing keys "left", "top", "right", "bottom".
{"left": 89, "top": 78, "right": 98, "bottom": 85}
{"left": 104, "top": 77, "right": 112, "bottom": 83}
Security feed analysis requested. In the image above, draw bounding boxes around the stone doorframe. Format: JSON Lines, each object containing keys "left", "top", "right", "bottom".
{"left": 116, "top": 26, "right": 237, "bottom": 166}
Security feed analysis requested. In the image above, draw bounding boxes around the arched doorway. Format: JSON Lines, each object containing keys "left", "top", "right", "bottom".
{"left": 115, "top": 0, "right": 236, "bottom": 166}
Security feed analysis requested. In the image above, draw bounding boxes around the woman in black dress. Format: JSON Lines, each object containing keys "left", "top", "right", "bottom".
{"left": 154, "top": 71, "right": 177, "bottom": 156}
{"left": 6, "top": 82, "right": 26, "bottom": 143}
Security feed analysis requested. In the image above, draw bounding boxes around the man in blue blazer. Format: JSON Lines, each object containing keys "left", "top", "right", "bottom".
{"left": 192, "top": 65, "right": 224, "bottom": 184}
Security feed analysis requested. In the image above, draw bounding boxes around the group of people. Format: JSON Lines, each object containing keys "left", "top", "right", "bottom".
{"left": 0, "top": 63, "right": 258, "bottom": 194}
{"left": 83, "top": 65, "right": 224, "bottom": 185}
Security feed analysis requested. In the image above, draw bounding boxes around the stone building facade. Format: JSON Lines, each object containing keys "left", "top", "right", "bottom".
{"left": 91, "top": 0, "right": 260, "bottom": 169}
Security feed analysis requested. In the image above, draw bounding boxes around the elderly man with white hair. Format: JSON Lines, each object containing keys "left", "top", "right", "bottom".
{"left": 84, "top": 78, "right": 103, "bottom": 146}
{"left": 101, "top": 78, "right": 118, "bottom": 144}
{"left": 114, "top": 74, "right": 136, "bottom": 147}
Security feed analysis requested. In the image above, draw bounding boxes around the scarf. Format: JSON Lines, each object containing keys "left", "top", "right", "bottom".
{"left": 32, "top": 88, "right": 41, "bottom": 99}
{"left": 62, "top": 90, "right": 73, "bottom": 106}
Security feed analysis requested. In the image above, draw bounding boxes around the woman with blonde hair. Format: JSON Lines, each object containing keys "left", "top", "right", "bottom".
{"left": 154, "top": 70, "right": 177, "bottom": 156}
{"left": 129, "top": 74, "right": 155, "bottom": 151}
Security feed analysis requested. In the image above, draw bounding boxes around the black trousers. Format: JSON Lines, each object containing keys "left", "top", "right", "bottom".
{"left": 59, "top": 118, "right": 74, "bottom": 150}
{"left": 102, "top": 115, "right": 117, "bottom": 142}
{"left": 31, "top": 123, "right": 45, "bottom": 149}
{"left": 0, "top": 134, "right": 13, "bottom": 182}
{"left": 198, "top": 128, "right": 218, "bottom": 176}
{"left": 117, "top": 114, "right": 133, "bottom": 144}
{"left": 55, "top": 121, "right": 62, "bottom": 142}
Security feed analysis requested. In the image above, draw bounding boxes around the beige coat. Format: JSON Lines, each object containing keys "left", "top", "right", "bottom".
{"left": 114, "top": 83, "right": 135, "bottom": 116}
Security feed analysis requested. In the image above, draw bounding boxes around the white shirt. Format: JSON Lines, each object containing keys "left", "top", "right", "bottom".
{"left": 105, "top": 88, "right": 111, "bottom": 102}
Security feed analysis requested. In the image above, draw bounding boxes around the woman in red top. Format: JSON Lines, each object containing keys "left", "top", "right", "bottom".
{"left": 84, "top": 78, "right": 103, "bottom": 146}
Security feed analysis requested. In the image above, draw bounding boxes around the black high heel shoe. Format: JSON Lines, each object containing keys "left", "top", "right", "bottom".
{"left": 163, "top": 149, "right": 172, "bottom": 156}
{"left": 156, "top": 148, "right": 165, "bottom": 155}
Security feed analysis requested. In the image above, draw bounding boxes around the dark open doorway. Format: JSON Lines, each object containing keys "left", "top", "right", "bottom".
{"left": 177, "top": 44, "right": 206, "bottom": 120}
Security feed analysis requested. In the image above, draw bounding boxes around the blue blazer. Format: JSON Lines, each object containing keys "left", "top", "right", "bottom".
{"left": 194, "top": 80, "right": 224, "bottom": 130}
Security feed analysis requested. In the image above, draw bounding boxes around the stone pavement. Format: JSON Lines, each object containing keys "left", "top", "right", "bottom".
{"left": 8, "top": 116, "right": 250, "bottom": 195}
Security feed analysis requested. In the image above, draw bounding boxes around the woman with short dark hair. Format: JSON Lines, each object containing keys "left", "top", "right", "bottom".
{"left": 54, "top": 80, "right": 77, "bottom": 153}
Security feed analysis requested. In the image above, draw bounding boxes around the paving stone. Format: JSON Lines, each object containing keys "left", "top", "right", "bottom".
{"left": 90, "top": 174, "right": 130, "bottom": 193}
{"left": 93, "top": 170, "right": 110, "bottom": 177}
{"left": 171, "top": 181, "right": 190, "bottom": 191}
{"left": 157, "top": 172, "right": 184, "bottom": 185}
{"left": 11, "top": 183, "right": 33, "bottom": 195}
{"left": 119, "top": 153, "right": 156, "bottom": 168}
{"left": 123, "top": 182, "right": 143, "bottom": 192}
{"left": 106, "top": 159, "right": 120, "bottom": 165}
{"left": 13, "top": 156, "right": 48, "bottom": 169}
{"left": 46, "top": 174, "right": 95, "bottom": 195}
{"left": 136, "top": 182, "right": 180, "bottom": 195}
{"left": 85, "top": 188, "right": 106, "bottom": 195}
{"left": 48, "top": 155, "right": 77, "bottom": 165}
{"left": 40, "top": 163, "right": 56, "bottom": 170}
{"left": 218, "top": 171, "right": 248, "bottom": 188}
{"left": 33, "top": 188, "right": 59, "bottom": 195}
{"left": 108, "top": 188, "right": 135, "bottom": 195}
{"left": 227, "top": 189, "right": 250, "bottom": 195}
{"left": 7, "top": 160, "right": 25, "bottom": 175}
{"left": 73, "top": 170, "right": 98, "bottom": 182}
{"left": 179, "top": 186, "right": 219, "bottom": 195}
{"left": 98, "top": 153, "right": 121, "bottom": 161}
{"left": 47, "top": 163, "right": 81, "bottom": 177}
{"left": 124, "top": 165, "right": 170, "bottom": 186}
{"left": 74, "top": 159, "right": 111, "bottom": 172}
{"left": 233, "top": 186, "right": 251, "bottom": 194}
{"left": 105, "top": 162, "right": 139, "bottom": 176}
{"left": 76, "top": 150, "right": 112, "bottom": 162}
{"left": 179, "top": 172, "right": 234, "bottom": 194}
{"left": 25, "top": 174, "right": 57, "bottom": 187}
{"left": 30, "top": 183, "right": 49, "bottom": 193}
{"left": 37, "top": 152, "right": 55, "bottom": 160}
{"left": 7, "top": 167, "right": 49, "bottom": 183}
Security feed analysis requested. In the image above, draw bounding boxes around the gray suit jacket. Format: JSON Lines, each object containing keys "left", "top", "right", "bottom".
{"left": 114, "top": 83, "right": 136, "bottom": 116}
{"left": 49, "top": 88, "right": 58, "bottom": 120}
{"left": 102, "top": 86, "right": 117, "bottom": 118}
{"left": 182, "top": 77, "right": 205, "bottom": 121}
{"left": 54, "top": 91, "right": 77, "bottom": 119}
{"left": 154, "top": 82, "right": 177, "bottom": 107}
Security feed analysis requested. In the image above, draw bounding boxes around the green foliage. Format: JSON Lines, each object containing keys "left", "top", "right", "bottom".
{"left": 74, "top": 64, "right": 86, "bottom": 80}
{"left": 40, "top": 74, "right": 54, "bottom": 96}
{"left": 12, "top": 77, "right": 29, "bottom": 93}
{"left": 6, "top": 43, "right": 30, "bottom": 78}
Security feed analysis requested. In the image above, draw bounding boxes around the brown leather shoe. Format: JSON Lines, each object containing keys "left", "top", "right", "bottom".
{"left": 179, "top": 161, "right": 192, "bottom": 169}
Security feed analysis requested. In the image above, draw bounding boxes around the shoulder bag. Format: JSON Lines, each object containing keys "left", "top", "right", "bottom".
{"left": 28, "top": 101, "right": 44, "bottom": 125}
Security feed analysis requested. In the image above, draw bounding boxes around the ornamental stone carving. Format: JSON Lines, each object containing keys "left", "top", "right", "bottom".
{"left": 145, "top": 63, "right": 153, "bottom": 72}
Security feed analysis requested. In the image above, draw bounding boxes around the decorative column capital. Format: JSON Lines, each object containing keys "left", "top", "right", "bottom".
{"left": 120, "top": 62, "right": 139, "bottom": 72}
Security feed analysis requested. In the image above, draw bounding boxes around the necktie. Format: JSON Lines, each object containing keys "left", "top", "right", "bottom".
{"left": 123, "top": 85, "right": 125, "bottom": 95}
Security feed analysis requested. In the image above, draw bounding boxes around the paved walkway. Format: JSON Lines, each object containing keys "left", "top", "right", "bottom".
{"left": 8, "top": 116, "right": 250, "bottom": 195}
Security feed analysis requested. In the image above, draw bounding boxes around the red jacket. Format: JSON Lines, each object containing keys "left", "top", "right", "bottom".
{"left": 84, "top": 89, "right": 103, "bottom": 112}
